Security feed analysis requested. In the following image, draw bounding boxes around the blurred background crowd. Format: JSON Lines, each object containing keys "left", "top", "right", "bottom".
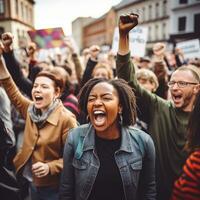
{"left": 0, "top": 0, "right": 200, "bottom": 200}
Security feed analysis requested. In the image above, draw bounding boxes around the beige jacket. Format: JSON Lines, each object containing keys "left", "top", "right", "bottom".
{"left": 1, "top": 77, "right": 77, "bottom": 187}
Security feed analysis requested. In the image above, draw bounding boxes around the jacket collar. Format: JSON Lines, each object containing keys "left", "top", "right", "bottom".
{"left": 81, "top": 124, "right": 133, "bottom": 153}
{"left": 120, "top": 126, "right": 134, "bottom": 153}
{"left": 46, "top": 100, "right": 63, "bottom": 126}
{"left": 82, "top": 124, "right": 95, "bottom": 152}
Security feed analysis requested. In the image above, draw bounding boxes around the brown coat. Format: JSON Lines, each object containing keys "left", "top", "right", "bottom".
{"left": 1, "top": 77, "right": 77, "bottom": 187}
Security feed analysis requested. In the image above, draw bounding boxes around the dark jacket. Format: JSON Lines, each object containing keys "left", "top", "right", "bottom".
{"left": 60, "top": 123, "right": 156, "bottom": 200}
{"left": 0, "top": 117, "right": 21, "bottom": 200}
{"left": 80, "top": 58, "right": 97, "bottom": 88}
{"left": 116, "top": 53, "right": 189, "bottom": 200}
{"left": 3, "top": 51, "right": 32, "bottom": 98}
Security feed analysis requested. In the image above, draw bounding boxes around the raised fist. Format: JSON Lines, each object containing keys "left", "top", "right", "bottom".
{"left": 119, "top": 13, "right": 139, "bottom": 36}
{"left": 1, "top": 32, "right": 14, "bottom": 48}
{"left": 89, "top": 45, "right": 100, "bottom": 61}
{"left": 27, "top": 42, "right": 37, "bottom": 57}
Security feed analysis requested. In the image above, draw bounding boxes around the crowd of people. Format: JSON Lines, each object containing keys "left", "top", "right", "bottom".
{"left": 0, "top": 13, "right": 200, "bottom": 200}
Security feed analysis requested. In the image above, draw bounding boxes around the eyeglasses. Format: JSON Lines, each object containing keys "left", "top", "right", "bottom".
{"left": 168, "top": 81, "right": 198, "bottom": 88}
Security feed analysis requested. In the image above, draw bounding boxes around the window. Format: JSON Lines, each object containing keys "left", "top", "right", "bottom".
{"left": 194, "top": 13, "right": 200, "bottom": 33}
{"left": 15, "top": 0, "right": 18, "bottom": 15}
{"left": 21, "top": 2, "right": 24, "bottom": 19}
{"left": 29, "top": 8, "right": 32, "bottom": 23}
{"left": 162, "top": 23, "right": 166, "bottom": 39}
{"left": 142, "top": 7, "right": 145, "bottom": 21}
{"left": 155, "top": 25, "right": 159, "bottom": 40}
{"left": 0, "top": 0, "right": 4, "bottom": 14}
{"left": 178, "top": 16, "right": 186, "bottom": 31}
{"left": 149, "top": 5, "right": 152, "bottom": 20}
{"left": 0, "top": 27, "right": 4, "bottom": 37}
{"left": 148, "top": 26, "right": 152, "bottom": 41}
{"left": 179, "top": 0, "right": 188, "bottom": 4}
{"left": 25, "top": 5, "right": 28, "bottom": 22}
{"left": 17, "top": 29, "right": 20, "bottom": 43}
{"left": 163, "top": 0, "right": 167, "bottom": 16}
{"left": 156, "top": 3, "right": 159, "bottom": 18}
{"left": 23, "top": 5, "right": 26, "bottom": 21}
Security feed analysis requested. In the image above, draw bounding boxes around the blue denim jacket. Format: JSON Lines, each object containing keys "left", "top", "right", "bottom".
{"left": 60, "top": 124, "right": 156, "bottom": 200}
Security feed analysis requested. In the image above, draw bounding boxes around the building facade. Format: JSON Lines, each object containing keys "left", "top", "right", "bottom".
{"left": 115, "top": 0, "right": 170, "bottom": 54}
{"left": 82, "top": 8, "right": 116, "bottom": 49}
{"left": 72, "top": 0, "right": 170, "bottom": 55}
{"left": 72, "top": 16, "right": 94, "bottom": 51}
{"left": 169, "top": 0, "right": 200, "bottom": 44}
{"left": 0, "top": 0, "right": 35, "bottom": 48}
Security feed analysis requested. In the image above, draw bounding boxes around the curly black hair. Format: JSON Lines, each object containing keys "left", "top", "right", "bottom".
{"left": 78, "top": 78, "right": 137, "bottom": 126}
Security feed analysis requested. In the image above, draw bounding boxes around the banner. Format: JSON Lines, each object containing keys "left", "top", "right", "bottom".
{"left": 112, "top": 26, "right": 148, "bottom": 57}
{"left": 28, "top": 27, "right": 66, "bottom": 49}
{"left": 176, "top": 39, "right": 200, "bottom": 59}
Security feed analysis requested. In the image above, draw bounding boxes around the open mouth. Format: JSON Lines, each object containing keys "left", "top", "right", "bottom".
{"left": 34, "top": 96, "right": 43, "bottom": 103}
{"left": 35, "top": 96, "right": 43, "bottom": 100}
{"left": 172, "top": 94, "right": 182, "bottom": 103}
{"left": 93, "top": 110, "right": 106, "bottom": 126}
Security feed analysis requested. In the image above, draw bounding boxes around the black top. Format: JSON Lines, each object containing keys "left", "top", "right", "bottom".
{"left": 3, "top": 51, "right": 33, "bottom": 98}
{"left": 88, "top": 134, "right": 125, "bottom": 200}
{"left": 80, "top": 58, "right": 97, "bottom": 88}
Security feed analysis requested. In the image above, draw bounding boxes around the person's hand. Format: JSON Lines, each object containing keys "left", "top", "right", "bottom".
{"left": 175, "top": 48, "right": 184, "bottom": 57}
{"left": 32, "top": 162, "right": 50, "bottom": 178}
{"left": 153, "top": 43, "right": 166, "bottom": 57}
{"left": 27, "top": 42, "right": 37, "bottom": 57}
{"left": 64, "top": 37, "right": 76, "bottom": 54}
{"left": 1, "top": 32, "right": 14, "bottom": 52}
{"left": 119, "top": 13, "right": 139, "bottom": 36}
{"left": 89, "top": 45, "right": 100, "bottom": 61}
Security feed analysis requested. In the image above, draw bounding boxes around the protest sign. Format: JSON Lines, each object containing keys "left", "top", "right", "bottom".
{"left": 28, "top": 27, "right": 66, "bottom": 49}
{"left": 112, "top": 26, "right": 148, "bottom": 57}
{"left": 176, "top": 39, "right": 200, "bottom": 59}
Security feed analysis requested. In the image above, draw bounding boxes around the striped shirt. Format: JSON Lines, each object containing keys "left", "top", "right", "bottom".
{"left": 171, "top": 150, "right": 200, "bottom": 200}
{"left": 62, "top": 94, "right": 79, "bottom": 120}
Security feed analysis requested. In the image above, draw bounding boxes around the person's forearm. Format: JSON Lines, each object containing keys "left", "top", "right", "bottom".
{"left": 3, "top": 50, "right": 21, "bottom": 77}
{"left": 116, "top": 53, "right": 134, "bottom": 82}
{"left": 72, "top": 53, "right": 83, "bottom": 84}
{"left": 80, "top": 58, "right": 97, "bottom": 88}
{"left": 118, "top": 34, "right": 130, "bottom": 55}
{"left": 0, "top": 56, "right": 10, "bottom": 79}
{"left": 3, "top": 51, "right": 32, "bottom": 97}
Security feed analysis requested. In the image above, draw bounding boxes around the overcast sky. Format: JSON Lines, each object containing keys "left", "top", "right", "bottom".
{"left": 34, "top": 0, "right": 121, "bottom": 35}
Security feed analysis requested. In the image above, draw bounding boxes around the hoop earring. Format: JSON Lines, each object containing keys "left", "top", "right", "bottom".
{"left": 86, "top": 115, "right": 90, "bottom": 122}
{"left": 53, "top": 97, "right": 57, "bottom": 102}
{"left": 119, "top": 112, "right": 123, "bottom": 125}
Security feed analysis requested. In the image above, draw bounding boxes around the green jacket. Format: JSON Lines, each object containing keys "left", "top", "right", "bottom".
{"left": 116, "top": 53, "right": 189, "bottom": 199}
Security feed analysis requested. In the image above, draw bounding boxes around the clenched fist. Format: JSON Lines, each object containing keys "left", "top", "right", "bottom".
{"left": 1, "top": 32, "right": 14, "bottom": 52}
{"left": 119, "top": 13, "right": 139, "bottom": 36}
